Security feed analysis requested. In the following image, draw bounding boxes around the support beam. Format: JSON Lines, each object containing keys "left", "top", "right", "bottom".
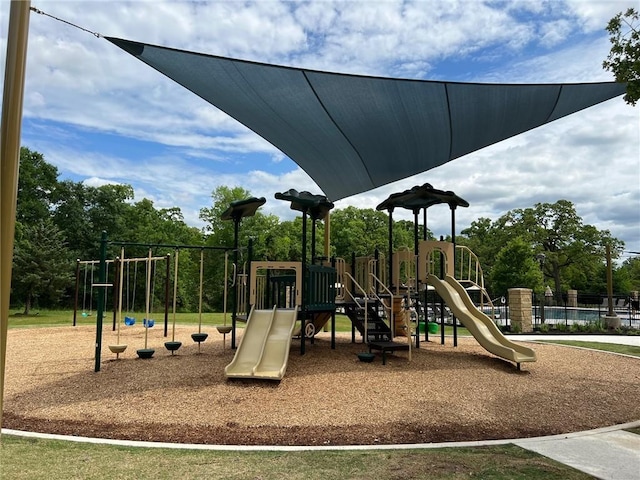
{"left": 1, "top": 0, "right": 31, "bottom": 432}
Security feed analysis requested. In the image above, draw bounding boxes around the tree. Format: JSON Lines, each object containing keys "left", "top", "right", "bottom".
{"left": 11, "top": 219, "right": 72, "bottom": 313}
{"left": 618, "top": 256, "right": 640, "bottom": 292}
{"left": 16, "top": 147, "right": 59, "bottom": 224}
{"left": 603, "top": 7, "right": 640, "bottom": 106}
{"left": 460, "top": 200, "right": 624, "bottom": 296}
{"left": 330, "top": 207, "right": 389, "bottom": 258}
{"left": 489, "top": 237, "right": 543, "bottom": 296}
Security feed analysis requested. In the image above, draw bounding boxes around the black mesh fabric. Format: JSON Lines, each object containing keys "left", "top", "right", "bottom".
{"left": 107, "top": 37, "right": 626, "bottom": 201}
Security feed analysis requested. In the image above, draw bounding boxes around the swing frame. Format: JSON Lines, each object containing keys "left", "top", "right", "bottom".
{"left": 93, "top": 237, "right": 233, "bottom": 372}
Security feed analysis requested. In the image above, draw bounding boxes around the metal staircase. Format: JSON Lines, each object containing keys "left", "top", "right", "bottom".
{"left": 344, "top": 300, "right": 392, "bottom": 341}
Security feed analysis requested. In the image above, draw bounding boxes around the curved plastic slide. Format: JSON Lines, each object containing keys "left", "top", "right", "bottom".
{"left": 427, "top": 274, "right": 536, "bottom": 367}
{"left": 225, "top": 306, "right": 298, "bottom": 380}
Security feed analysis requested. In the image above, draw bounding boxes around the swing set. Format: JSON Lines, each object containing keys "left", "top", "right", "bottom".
{"left": 109, "top": 249, "right": 171, "bottom": 359}
{"left": 73, "top": 258, "right": 115, "bottom": 326}
{"left": 91, "top": 233, "right": 234, "bottom": 372}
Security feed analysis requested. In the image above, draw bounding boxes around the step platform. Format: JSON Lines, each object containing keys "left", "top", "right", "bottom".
{"left": 368, "top": 341, "right": 410, "bottom": 365}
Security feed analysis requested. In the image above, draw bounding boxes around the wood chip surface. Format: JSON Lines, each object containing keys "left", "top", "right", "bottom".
{"left": 4, "top": 325, "right": 639, "bottom": 445}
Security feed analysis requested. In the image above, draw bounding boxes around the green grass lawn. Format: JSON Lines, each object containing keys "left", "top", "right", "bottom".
{"left": 8, "top": 310, "right": 470, "bottom": 336}
{"left": 0, "top": 435, "right": 593, "bottom": 480}
{"left": 538, "top": 340, "right": 640, "bottom": 358}
{"left": 8, "top": 309, "right": 231, "bottom": 329}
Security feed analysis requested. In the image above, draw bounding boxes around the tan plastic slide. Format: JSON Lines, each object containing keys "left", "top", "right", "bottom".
{"left": 427, "top": 274, "right": 536, "bottom": 367}
{"left": 225, "top": 305, "right": 298, "bottom": 380}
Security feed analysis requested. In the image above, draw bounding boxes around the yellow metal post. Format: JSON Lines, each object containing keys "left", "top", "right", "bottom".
{"left": 0, "top": 0, "right": 31, "bottom": 432}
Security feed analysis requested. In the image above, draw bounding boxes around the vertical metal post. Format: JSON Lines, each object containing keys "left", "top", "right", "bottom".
{"left": 440, "top": 236, "right": 445, "bottom": 345}
{"left": 351, "top": 251, "right": 356, "bottom": 344}
{"left": 387, "top": 208, "right": 393, "bottom": 290}
{"left": 112, "top": 257, "right": 120, "bottom": 331}
{"left": 311, "top": 216, "right": 316, "bottom": 265}
{"left": 231, "top": 217, "right": 240, "bottom": 349}
{"left": 450, "top": 204, "right": 457, "bottom": 347}
{"left": 164, "top": 253, "right": 170, "bottom": 337}
{"left": 246, "top": 237, "right": 253, "bottom": 316}
{"left": 423, "top": 208, "right": 427, "bottom": 241}
{"left": 331, "top": 256, "right": 336, "bottom": 350}
{"left": 413, "top": 209, "right": 419, "bottom": 256}
{"left": 1, "top": 0, "right": 31, "bottom": 432}
{"left": 73, "top": 259, "right": 80, "bottom": 326}
{"left": 94, "top": 231, "right": 108, "bottom": 372}
{"left": 301, "top": 209, "right": 307, "bottom": 355}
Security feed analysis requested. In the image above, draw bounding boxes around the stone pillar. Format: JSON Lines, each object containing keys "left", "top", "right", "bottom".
{"left": 567, "top": 289, "right": 578, "bottom": 308}
{"left": 508, "top": 288, "right": 533, "bottom": 333}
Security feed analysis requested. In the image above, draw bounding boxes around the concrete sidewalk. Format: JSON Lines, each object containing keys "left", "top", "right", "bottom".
{"left": 514, "top": 423, "right": 640, "bottom": 480}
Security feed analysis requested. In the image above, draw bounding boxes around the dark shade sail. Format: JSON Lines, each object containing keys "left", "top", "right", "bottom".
{"left": 107, "top": 37, "right": 627, "bottom": 201}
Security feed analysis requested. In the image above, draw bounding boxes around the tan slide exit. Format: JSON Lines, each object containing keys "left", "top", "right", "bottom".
{"left": 225, "top": 305, "right": 298, "bottom": 380}
{"left": 427, "top": 274, "right": 536, "bottom": 368}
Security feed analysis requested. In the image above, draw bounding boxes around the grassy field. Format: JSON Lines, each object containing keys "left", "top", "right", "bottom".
{"left": 7, "top": 309, "right": 471, "bottom": 336}
{"left": 0, "top": 435, "right": 594, "bottom": 480}
{"left": 538, "top": 340, "right": 640, "bottom": 357}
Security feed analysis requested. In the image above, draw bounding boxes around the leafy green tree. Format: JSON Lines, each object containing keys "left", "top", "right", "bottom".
{"left": 603, "top": 7, "right": 640, "bottom": 106}
{"left": 199, "top": 186, "right": 254, "bottom": 236}
{"left": 11, "top": 219, "right": 72, "bottom": 313}
{"left": 489, "top": 237, "right": 543, "bottom": 296}
{"left": 460, "top": 200, "right": 623, "bottom": 296}
{"left": 51, "top": 180, "right": 93, "bottom": 258}
{"left": 618, "top": 256, "right": 640, "bottom": 292}
{"left": 16, "top": 147, "right": 59, "bottom": 224}
{"left": 52, "top": 181, "right": 134, "bottom": 259}
{"left": 330, "top": 206, "right": 389, "bottom": 258}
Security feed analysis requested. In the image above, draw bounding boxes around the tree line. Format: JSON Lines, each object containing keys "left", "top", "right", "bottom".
{"left": 11, "top": 147, "right": 639, "bottom": 315}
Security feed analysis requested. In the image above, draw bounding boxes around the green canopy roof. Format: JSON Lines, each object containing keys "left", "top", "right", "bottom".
{"left": 108, "top": 37, "right": 626, "bottom": 201}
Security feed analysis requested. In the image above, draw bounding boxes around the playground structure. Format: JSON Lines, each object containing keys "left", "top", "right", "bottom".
{"left": 221, "top": 185, "right": 536, "bottom": 380}
{"left": 89, "top": 184, "right": 536, "bottom": 377}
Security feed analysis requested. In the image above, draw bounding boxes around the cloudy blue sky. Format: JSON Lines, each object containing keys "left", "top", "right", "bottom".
{"left": 1, "top": 0, "right": 638, "bottom": 260}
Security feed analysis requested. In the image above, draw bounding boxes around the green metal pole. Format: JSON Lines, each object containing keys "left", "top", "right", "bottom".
{"left": 94, "top": 232, "right": 108, "bottom": 372}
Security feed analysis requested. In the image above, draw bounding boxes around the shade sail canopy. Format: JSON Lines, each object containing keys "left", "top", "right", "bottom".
{"left": 107, "top": 37, "right": 626, "bottom": 202}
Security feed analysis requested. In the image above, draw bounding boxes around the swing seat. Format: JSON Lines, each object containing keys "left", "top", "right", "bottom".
{"left": 136, "top": 348, "right": 155, "bottom": 359}
{"left": 143, "top": 318, "right": 155, "bottom": 328}
{"left": 191, "top": 333, "right": 208, "bottom": 343}
{"left": 108, "top": 344, "right": 128, "bottom": 354}
{"left": 164, "top": 341, "right": 182, "bottom": 352}
{"left": 216, "top": 325, "right": 232, "bottom": 334}
{"left": 124, "top": 316, "right": 136, "bottom": 326}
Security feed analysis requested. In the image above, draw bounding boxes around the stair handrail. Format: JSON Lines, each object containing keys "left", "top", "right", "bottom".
{"left": 342, "top": 271, "right": 372, "bottom": 342}
{"left": 334, "top": 257, "right": 347, "bottom": 302}
{"left": 455, "top": 245, "right": 495, "bottom": 313}
{"left": 368, "top": 271, "right": 395, "bottom": 338}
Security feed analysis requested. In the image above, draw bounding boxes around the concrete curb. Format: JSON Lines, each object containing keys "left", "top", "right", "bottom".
{"left": 3, "top": 420, "right": 640, "bottom": 452}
